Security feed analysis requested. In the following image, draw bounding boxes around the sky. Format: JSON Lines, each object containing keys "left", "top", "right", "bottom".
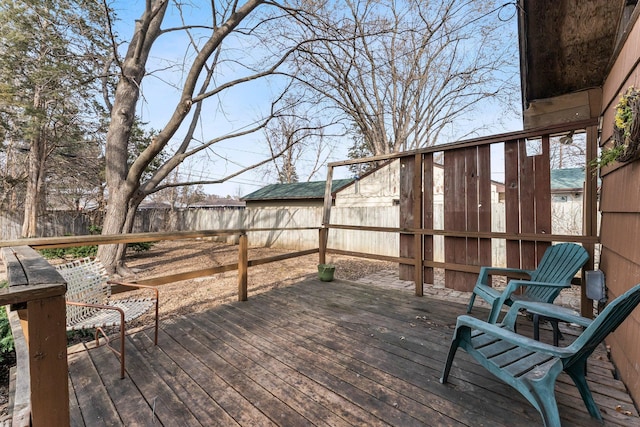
{"left": 111, "top": 1, "right": 524, "bottom": 198}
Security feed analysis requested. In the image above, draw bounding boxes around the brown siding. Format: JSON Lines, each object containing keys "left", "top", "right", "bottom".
{"left": 598, "top": 13, "right": 640, "bottom": 406}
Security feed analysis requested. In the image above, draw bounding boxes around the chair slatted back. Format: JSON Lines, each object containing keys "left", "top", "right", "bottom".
{"left": 566, "top": 284, "right": 640, "bottom": 368}
{"left": 525, "top": 243, "right": 589, "bottom": 301}
{"left": 56, "top": 258, "right": 110, "bottom": 324}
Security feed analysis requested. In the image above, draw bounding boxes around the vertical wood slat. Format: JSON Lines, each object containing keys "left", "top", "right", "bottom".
{"left": 399, "top": 156, "right": 415, "bottom": 281}
{"left": 238, "top": 233, "right": 248, "bottom": 301}
{"left": 413, "top": 154, "right": 423, "bottom": 296}
{"left": 582, "top": 125, "right": 599, "bottom": 317}
{"left": 423, "top": 153, "right": 434, "bottom": 285}
{"left": 462, "top": 147, "right": 480, "bottom": 291}
{"left": 478, "top": 145, "right": 492, "bottom": 266}
{"left": 444, "top": 149, "right": 467, "bottom": 290}
{"left": 519, "top": 139, "right": 536, "bottom": 270}
{"left": 534, "top": 135, "right": 552, "bottom": 262}
{"left": 505, "top": 140, "right": 521, "bottom": 269}
{"left": 27, "top": 295, "right": 70, "bottom": 427}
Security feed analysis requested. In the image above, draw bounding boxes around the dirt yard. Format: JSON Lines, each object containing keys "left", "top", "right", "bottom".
{"left": 118, "top": 239, "right": 398, "bottom": 324}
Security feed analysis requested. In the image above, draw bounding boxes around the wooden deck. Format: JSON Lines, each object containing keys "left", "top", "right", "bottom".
{"left": 67, "top": 278, "right": 640, "bottom": 426}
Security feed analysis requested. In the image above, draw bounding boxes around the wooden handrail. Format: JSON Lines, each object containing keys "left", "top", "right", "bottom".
{"left": 1, "top": 246, "right": 69, "bottom": 427}
{"left": 0, "top": 228, "right": 320, "bottom": 249}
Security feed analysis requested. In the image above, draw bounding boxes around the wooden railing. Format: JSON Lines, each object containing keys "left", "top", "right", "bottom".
{"left": 1, "top": 246, "right": 69, "bottom": 426}
{"left": 0, "top": 229, "right": 320, "bottom": 425}
{"left": 320, "top": 120, "right": 601, "bottom": 317}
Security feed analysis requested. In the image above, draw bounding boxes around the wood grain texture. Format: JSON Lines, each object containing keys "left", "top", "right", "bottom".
{"left": 67, "top": 278, "right": 639, "bottom": 427}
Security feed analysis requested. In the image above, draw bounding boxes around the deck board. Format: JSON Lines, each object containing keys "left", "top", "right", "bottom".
{"left": 68, "top": 278, "right": 640, "bottom": 426}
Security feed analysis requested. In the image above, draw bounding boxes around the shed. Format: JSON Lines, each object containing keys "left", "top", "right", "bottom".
{"left": 241, "top": 179, "right": 355, "bottom": 208}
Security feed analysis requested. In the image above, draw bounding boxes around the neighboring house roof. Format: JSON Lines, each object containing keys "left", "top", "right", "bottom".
{"left": 242, "top": 179, "right": 355, "bottom": 201}
{"left": 551, "top": 167, "right": 587, "bottom": 191}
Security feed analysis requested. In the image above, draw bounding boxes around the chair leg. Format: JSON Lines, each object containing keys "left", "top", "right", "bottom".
{"left": 487, "top": 299, "right": 503, "bottom": 324}
{"left": 526, "top": 380, "right": 562, "bottom": 427}
{"left": 154, "top": 300, "right": 159, "bottom": 345}
{"left": 566, "top": 362, "right": 602, "bottom": 421}
{"left": 522, "top": 360, "right": 564, "bottom": 427}
{"left": 440, "top": 338, "right": 461, "bottom": 384}
{"left": 119, "top": 321, "right": 126, "bottom": 379}
{"left": 467, "top": 292, "right": 477, "bottom": 314}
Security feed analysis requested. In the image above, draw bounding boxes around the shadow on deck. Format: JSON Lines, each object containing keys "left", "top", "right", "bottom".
{"left": 67, "top": 278, "right": 640, "bottom": 426}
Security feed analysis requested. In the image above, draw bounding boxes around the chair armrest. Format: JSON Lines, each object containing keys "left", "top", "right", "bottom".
{"left": 108, "top": 281, "right": 159, "bottom": 299}
{"left": 66, "top": 300, "right": 125, "bottom": 315}
{"left": 454, "top": 314, "right": 574, "bottom": 357}
{"left": 502, "top": 280, "right": 570, "bottom": 300}
{"left": 510, "top": 301, "right": 593, "bottom": 327}
{"left": 477, "top": 266, "right": 532, "bottom": 285}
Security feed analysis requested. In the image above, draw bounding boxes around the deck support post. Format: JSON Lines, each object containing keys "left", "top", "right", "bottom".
{"left": 319, "top": 228, "right": 328, "bottom": 266}
{"left": 238, "top": 233, "right": 248, "bottom": 301}
{"left": 27, "top": 295, "right": 70, "bottom": 426}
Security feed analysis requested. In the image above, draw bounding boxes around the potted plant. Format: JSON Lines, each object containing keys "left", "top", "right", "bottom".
{"left": 317, "top": 263, "right": 336, "bottom": 282}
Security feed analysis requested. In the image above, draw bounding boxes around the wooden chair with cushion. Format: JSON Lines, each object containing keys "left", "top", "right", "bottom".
{"left": 441, "top": 283, "right": 640, "bottom": 427}
{"left": 56, "top": 257, "right": 159, "bottom": 378}
{"left": 467, "top": 242, "right": 589, "bottom": 323}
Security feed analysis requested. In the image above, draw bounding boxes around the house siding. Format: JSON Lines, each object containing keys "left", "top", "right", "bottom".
{"left": 598, "top": 12, "right": 640, "bottom": 406}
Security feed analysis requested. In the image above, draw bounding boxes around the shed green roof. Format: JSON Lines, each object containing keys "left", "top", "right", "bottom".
{"left": 242, "top": 179, "right": 355, "bottom": 201}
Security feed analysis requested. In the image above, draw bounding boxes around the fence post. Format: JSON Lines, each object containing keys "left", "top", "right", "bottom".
{"left": 319, "top": 228, "right": 328, "bottom": 265}
{"left": 238, "top": 233, "right": 248, "bottom": 301}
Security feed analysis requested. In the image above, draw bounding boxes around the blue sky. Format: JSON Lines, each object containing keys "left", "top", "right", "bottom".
{"left": 111, "top": 1, "right": 523, "bottom": 198}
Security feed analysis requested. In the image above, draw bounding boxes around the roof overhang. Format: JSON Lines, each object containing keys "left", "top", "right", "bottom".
{"left": 518, "top": 0, "right": 628, "bottom": 127}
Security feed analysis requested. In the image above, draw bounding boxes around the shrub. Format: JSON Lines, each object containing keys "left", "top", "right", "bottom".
{"left": 0, "top": 281, "right": 15, "bottom": 364}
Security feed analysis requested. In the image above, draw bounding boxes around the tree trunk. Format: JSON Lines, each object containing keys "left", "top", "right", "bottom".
{"left": 21, "top": 134, "right": 46, "bottom": 238}
{"left": 97, "top": 3, "right": 168, "bottom": 272}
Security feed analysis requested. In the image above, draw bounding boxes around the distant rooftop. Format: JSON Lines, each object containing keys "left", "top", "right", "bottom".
{"left": 242, "top": 179, "right": 355, "bottom": 201}
{"left": 551, "top": 167, "right": 587, "bottom": 191}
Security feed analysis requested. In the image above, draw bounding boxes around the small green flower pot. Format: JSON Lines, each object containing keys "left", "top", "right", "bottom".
{"left": 317, "top": 264, "right": 336, "bottom": 282}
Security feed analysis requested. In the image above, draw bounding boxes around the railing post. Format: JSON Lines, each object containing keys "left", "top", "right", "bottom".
{"left": 238, "top": 233, "right": 248, "bottom": 301}
{"left": 26, "top": 295, "right": 69, "bottom": 426}
{"left": 1, "top": 246, "right": 70, "bottom": 427}
{"left": 319, "top": 228, "right": 328, "bottom": 265}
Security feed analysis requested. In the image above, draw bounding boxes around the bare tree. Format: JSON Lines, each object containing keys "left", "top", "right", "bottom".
{"left": 262, "top": 97, "right": 337, "bottom": 183}
{"left": 97, "top": 1, "right": 315, "bottom": 273}
{"left": 291, "top": 0, "right": 519, "bottom": 155}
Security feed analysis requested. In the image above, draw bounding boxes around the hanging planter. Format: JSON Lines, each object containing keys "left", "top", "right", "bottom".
{"left": 598, "top": 86, "right": 640, "bottom": 167}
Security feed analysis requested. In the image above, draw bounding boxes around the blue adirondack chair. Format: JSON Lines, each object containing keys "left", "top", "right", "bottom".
{"left": 467, "top": 243, "right": 589, "bottom": 323}
{"left": 441, "top": 283, "right": 640, "bottom": 427}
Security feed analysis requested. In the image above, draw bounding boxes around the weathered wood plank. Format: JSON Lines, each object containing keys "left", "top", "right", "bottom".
{"left": 505, "top": 139, "right": 521, "bottom": 269}
{"left": 118, "top": 335, "right": 202, "bottom": 426}
{"left": 423, "top": 153, "right": 434, "bottom": 284}
{"left": 399, "top": 156, "right": 415, "bottom": 281}
{"left": 65, "top": 278, "right": 639, "bottom": 427}
{"left": 67, "top": 345, "right": 121, "bottom": 426}
{"left": 161, "top": 318, "right": 342, "bottom": 427}
{"left": 82, "top": 343, "right": 159, "bottom": 426}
